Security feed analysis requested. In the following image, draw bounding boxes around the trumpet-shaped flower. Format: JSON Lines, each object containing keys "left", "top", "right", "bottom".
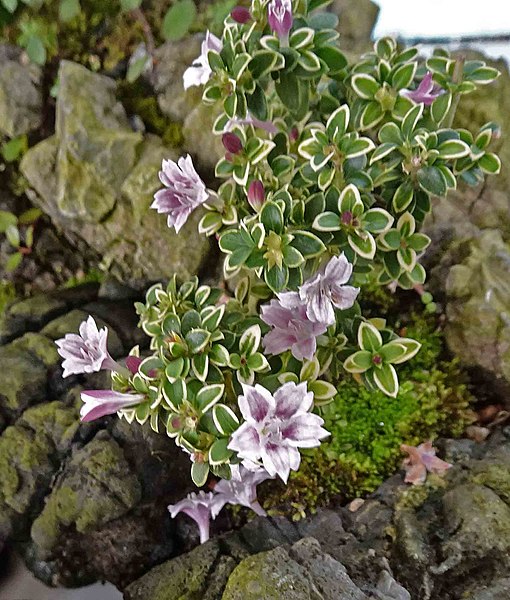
{"left": 401, "top": 441, "right": 452, "bottom": 485}
{"left": 183, "top": 31, "right": 222, "bottom": 89}
{"left": 231, "top": 6, "right": 251, "bottom": 23}
{"left": 228, "top": 382, "right": 329, "bottom": 483}
{"left": 261, "top": 292, "right": 327, "bottom": 361}
{"left": 299, "top": 254, "right": 360, "bottom": 326}
{"left": 80, "top": 390, "right": 145, "bottom": 422}
{"left": 56, "top": 316, "right": 121, "bottom": 378}
{"left": 168, "top": 491, "right": 216, "bottom": 544}
{"left": 151, "top": 155, "right": 209, "bottom": 233}
{"left": 211, "top": 465, "right": 271, "bottom": 517}
{"left": 402, "top": 72, "right": 442, "bottom": 106}
{"left": 267, "top": 0, "right": 293, "bottom": 42}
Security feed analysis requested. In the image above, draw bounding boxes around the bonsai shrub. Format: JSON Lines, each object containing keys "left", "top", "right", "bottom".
{"left": 56, "top": 0, "right": 501, "bottom": 539}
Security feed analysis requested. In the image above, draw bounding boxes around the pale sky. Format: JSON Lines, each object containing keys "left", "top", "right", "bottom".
{"left": 374, "top": 0, "right": 510, "bottom": 38}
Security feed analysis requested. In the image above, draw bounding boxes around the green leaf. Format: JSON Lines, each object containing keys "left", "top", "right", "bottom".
{"left": 436, "top": 139, "right": 470, "bottom": 160}
{"left": 260, "top": 200, "right": 284, "bottom": 233}
{"left": 363, "top": 208, "right": 393, "bottom": 233}
{"left": 326, "top": 104, "right": 349, "bottom": 141}
{"left": 351, "top": 73, "right": 379, "bottom": 99}
{"left": 192, "top": 353, "right": 209, "bottom": 382}
{"left": 25, "top": 35, "right": 46, "bottom": 65}
{"left": 265, "top": 264, "right": 289, "bottom": 293}
{"left": 246, "top": 352, "right": 269, "bottom": 372}
{"left": 309, "top": 380, "right": 337, "bottom": 403}
{"left": 417, "top": 166, "right": 447, "bottom": 197}
{"left": 408, "top": 233, "right": 431, "bottom": 252}
{"left": 357, "top": 321, "right": 382, "bottom": 352}
{"left": 401, "top": 103, "right": 423, "bottom": 140}
{"left": 165, "top": 358, "right": 185, "bottom": 382}
{"left": 315, "top": 46, "right": 347, "bottom": 72}
{"left": 162, "top": 379, "right": 187, "bottom": 410}
{"left": 385, "top": 337, "right": 421, "bottom": 364}
{"left": 392, "top": 179, "right": 414, "bottom": 212}
{"left": 18, "top": 207, "right": 42, "bottom": 225}
{"left": 373, "top": 363, "right": 399, "bottom": 397}
{"left": 0, "top": 210, "right": 18, "bottom": 233}
{"left": 379, "top": 341, "right": 408, "bottom": 364}
{"left": 191, "top": 461, "right": 209, "bottom": 487}
{"left": 212, "top": 403, "right": 239, "bottom": 435}
{"left": 479, "top": 153, "right": 501, "bottom": 175}
{"left": 391, "top": 62, "right": 416, "bottom": 90}
{"left": 127, "top": 55, "right": 150, "bottom": 83}
{"left": 5, "top": 224, "right": 20, "bottom": 248}
{"left": 1, "top": 135, "right": 27, "bottom": 162}
{"left": 291, "top": 231, "right": 326, "bottom": 257}
{"left": 249, "top": 50, "right": 279, "bottom": 78}
{"left": 378, "top": 122, "right": 403, "bottom": 145}
{"left": 209, "top": 438, "right": 233, "bottom": 465}
{"left": 161, "top": 0, "right": 197, "bottom": 41}
{"left": 5, "top": 252, "right": 22, "bottom": 272}
{"left": 239, "top": 324, "right": 261, "bottom": 356}
{"left": 359, "top": 101, "right": 384, "bottom": 130}
{"left": 195, "top": 383, "right": 224, "bottom": 413}
{"left": 312, "top": 211, "right": 341, "bottom": 232}
{"left": 209, "top": 344, "right": 230, "bottom": 367}
{"left": 343, "top": 350, "right": 372, "bottom": 373}
{"left": 185, "top": 329, "right": 211, "bottom": 354}
{"left": 348, "top": 232, "right": 376, "bottom": 259}
{"left": 201, "top": 304, "right": 225, "bottom": 331}
{"left": 378, "top": 229, "right": 401, "bottom": 251}
{"left": 59, "top": 0, "right": 81, "bottom": 22}
{"left": 431, "top": 92, "right": 452, "bottom": 124}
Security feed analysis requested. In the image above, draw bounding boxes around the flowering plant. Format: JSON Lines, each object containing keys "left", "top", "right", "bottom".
{"left": 56, "top": 0, "right": 501, "bottom": 540}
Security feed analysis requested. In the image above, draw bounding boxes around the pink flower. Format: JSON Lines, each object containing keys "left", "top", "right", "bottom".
{"left": 261, "top": 292, "right": 327, "bottom": 361}
{"left": 401, "top": 441, "right": 452, "bottom": 485}
{"left": 211, "top": 465, "right": 271, "bottom": 517}
{"left": 402, "top": 72, "right": 442, "bottom": 106}
{"left": 80, "top": 390, "right": 145, "bottom": 422}
{"left": 151, "top": 155, "right": 209, "bottom": 233}
{"left": 183, "top": 31, "right": 222, "bottom": 90}
{"left": 228, "top": 382, "right": 329, "bottom": 482}
{"left": 168, "top": 491, "right": 216, "bottom": 544}
{"left": 224, "top": 115, "right": 278, "bottom": 135}
{"left": 231, "top": 6, "right": 251, "bottom": 23}
{"left": 299, "top": 254, "right": 360, "bottom": 326}
{"left": 267, "top": 0, "right": 293, "bottom": 42}
{"left": 247, "top": 180, "right": 265, "bottom": 211}
{"left": 56, "top": 316, "right": 121, "bottom": 378}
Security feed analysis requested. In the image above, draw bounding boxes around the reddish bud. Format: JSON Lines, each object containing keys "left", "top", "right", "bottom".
{"left": 222, "top": 132, "right": 243, "bottom": 155}
{"left": 247, "top": 180, "right": 265, "bottom": 211}
{"left": 231, "top": 6, "right": 251, "bottom": 24}
{"left": 289, "top": 127, "right": 299, "bottom": 142}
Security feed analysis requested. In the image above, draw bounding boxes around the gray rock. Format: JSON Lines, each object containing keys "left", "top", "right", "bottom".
{"left": 0, "top": 44, "right": 42, "bottom": 137}
{"left": 332, "top": 0, "right": 380, "bottom": 52}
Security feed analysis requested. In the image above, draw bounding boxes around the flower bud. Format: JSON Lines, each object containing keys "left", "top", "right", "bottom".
{"left": 247, "top": 180, "right": 265, "bottom": 211}
{"left": 222, "top": 132, "right": 243, "bottom": 155}
{"left": 231, "top": 6, "right": 251, "bottom": 24}
{"left": 267, "top": 0, "right": 292, "bottom": 42}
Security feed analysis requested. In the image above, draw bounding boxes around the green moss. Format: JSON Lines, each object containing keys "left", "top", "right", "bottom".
{"left": 262, "top": 311, "right": 474, "bottom": 517}
{"left": 0, "top": 281, "right": 15, "bottom": 315}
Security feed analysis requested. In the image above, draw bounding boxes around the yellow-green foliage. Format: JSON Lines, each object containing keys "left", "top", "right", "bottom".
{"left": 0, "top": 281, "right": 16, "bottom": 315}
{"left": 261, "top": 311, "right": 474, "bottom": 518}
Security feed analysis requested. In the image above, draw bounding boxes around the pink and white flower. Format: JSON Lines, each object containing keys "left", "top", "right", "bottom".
{"left": 401, "top": 72, "right": 442, "bottom": 106}
{"left": 267, "top": 0, "right": 293, "bottom": 42}
{"left": 211, "top": 465, "right": 272, "bottom": 517}
{"left": 168, "top": 491, "right": 216, "bottom": 544}
{"left": 228, "top": 382, "right": 329, "bottom": 483}
{"left": 56, "top": 316, "right": 121, "bottom": 378}
{"left": 80, "top": 390, "right": 145, "bottom": 423}
{"left": 401, "top": 441, "right": 452, "bottom": 485}
{"left": 151, "top": 155, "right": 209, "bottom": 233}
{"left": 299, "top": 254, "right": 360, "bottom": 326}
{"left": 183, "top": 31, "right": 222, "bottom": 90}
{"left": 261, "top": 292, "right": 327, "bottom": 361}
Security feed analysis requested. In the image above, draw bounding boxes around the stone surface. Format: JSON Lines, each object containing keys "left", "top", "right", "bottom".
{"left": 0, "top": 44, "right": 42, "bottom": 137}
{"left": 20, "top": 62, "right": 210, "bottom": 288}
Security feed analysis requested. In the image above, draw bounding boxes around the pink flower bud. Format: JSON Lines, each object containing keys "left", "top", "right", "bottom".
{"left": 248, "top": 180, "right": 265, "bottom": 211}
{"left": 231, "top": 6, "right": 251, "bottom": 24}
{"left": 267, "top": 0, "right": 292, "bottom": 42}
{"left": 222, "top": 132, "right": 243, "bottom": 155}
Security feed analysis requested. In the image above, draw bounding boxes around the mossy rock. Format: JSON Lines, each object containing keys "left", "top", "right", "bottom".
{"left": 31, "top": 431, "right": 141, "bottom": 557}
{"left": 9, "top": 332, "right": 61, "bottom": 369}
{"left": 20, "top": 401, "right": 79, "bottom": 453}
{"left": 0, "top": 346, "right": 47, "bottom": 421}
{"left": 124, "top": 540, "right": 221, "bottom": 600}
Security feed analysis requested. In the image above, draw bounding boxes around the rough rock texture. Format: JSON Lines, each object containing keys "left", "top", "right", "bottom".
{"left": 0, "top": 284, "right": 194, "bottom": 588}
{"left": 20, "top": 61, "right": 210, "bottom": 288}
{"left": 153, "top": 38, "right": 224, "bottom": 173}
{"left": 125, "top": 432, "right": 510, "bottom": 600}
{"left": 424, "top": 56, "right": 510, "bottom": 396}
{"left": 333, "top": 0, "right": 380, "bottom": 53}
{"left": 0, "top": 45, "right": 42, "bottom": 137}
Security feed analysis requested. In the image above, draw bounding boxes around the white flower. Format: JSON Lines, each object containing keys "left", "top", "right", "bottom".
{"left": 211, "top": 465, "right": 272, "bottom": 517}
{"left": 183, "top": 31, "right": 222, "bottom": 90}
